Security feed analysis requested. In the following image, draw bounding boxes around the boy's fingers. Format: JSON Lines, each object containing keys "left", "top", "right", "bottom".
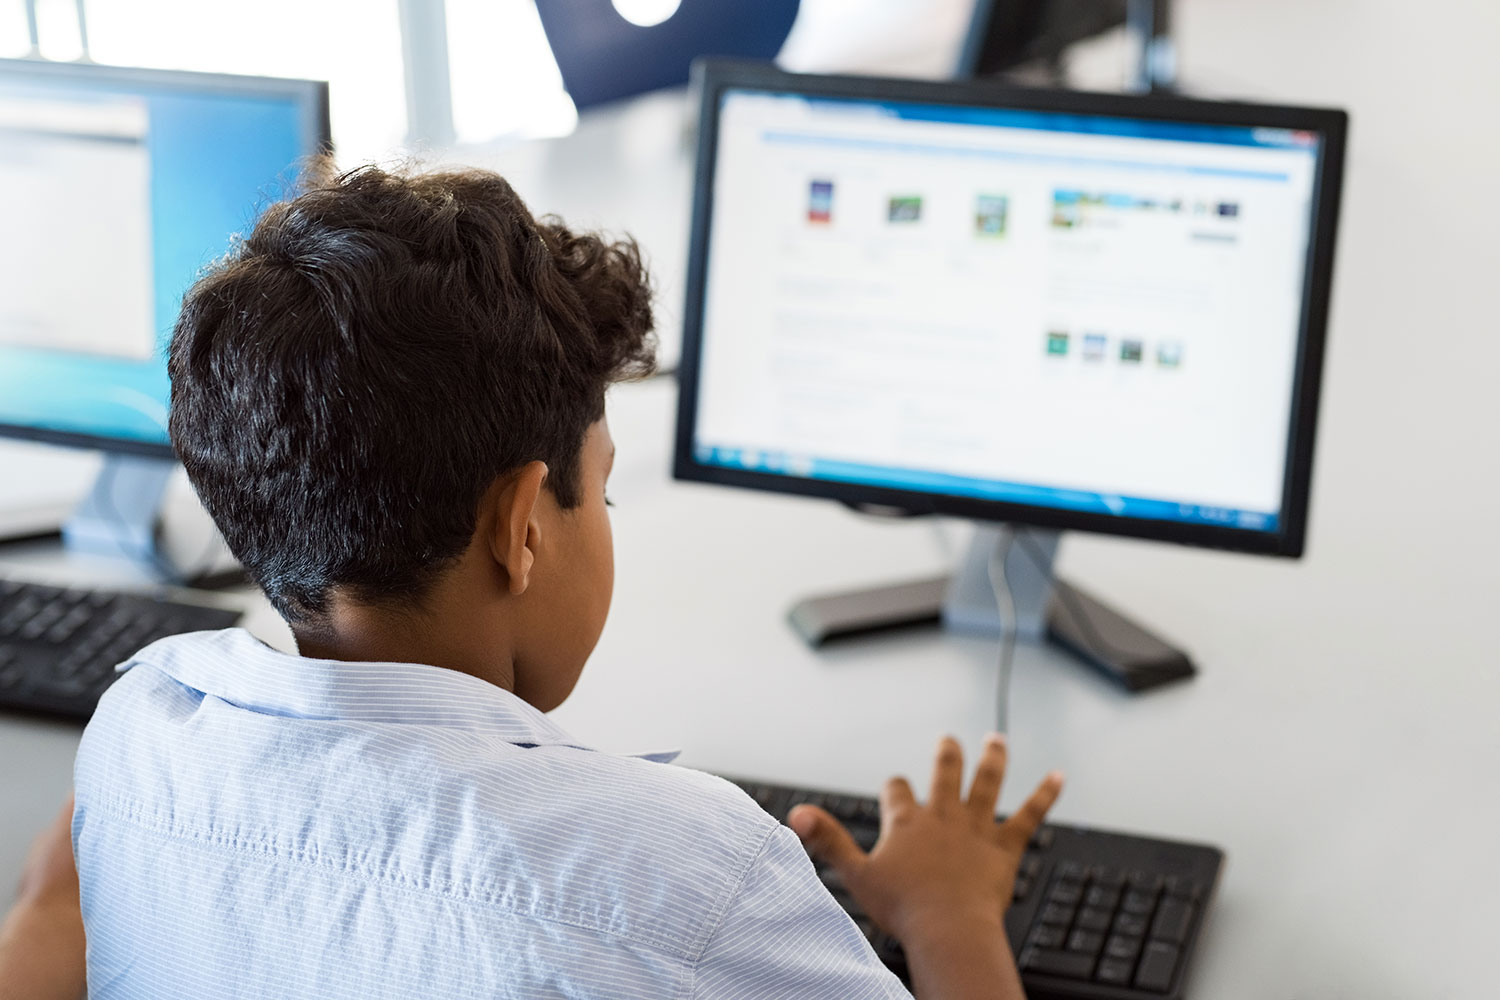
{"left": 966, "top": 733, "right": 1008, "bottom": 825}
{"left": 879, "top": 776, "right": 916, "bottom": 831}
{"left": 928, "top": 736, "right": 964, "bottom": 813}
{"left": 788, "top": 805, "right": 866, "bottom": 880}
{"left": 999, "top": 771, "right": 1065, "bottom": 846}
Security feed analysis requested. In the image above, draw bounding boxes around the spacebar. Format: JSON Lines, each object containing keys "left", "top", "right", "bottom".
{"left": 1021, "top": 948, "right": 1096, "bottom": 979}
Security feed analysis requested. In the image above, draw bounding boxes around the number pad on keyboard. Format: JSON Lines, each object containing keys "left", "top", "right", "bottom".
{"left": 1019, "top": 867, "right": 1199, "bottom": 994}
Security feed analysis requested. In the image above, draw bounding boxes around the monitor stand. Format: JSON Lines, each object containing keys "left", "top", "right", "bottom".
{"left": 788, "top": 524, "right": 1196, "bottom": 693}
{"left": 56, "top": 454, "right": 235, "bottom": 586}
{"left": 59, "top": 454, "right": 175, "bottom": 575}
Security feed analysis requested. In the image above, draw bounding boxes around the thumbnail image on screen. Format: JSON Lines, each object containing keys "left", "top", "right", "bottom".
{"left": 690, "top": 90, "right": 1323, "bottom": 533}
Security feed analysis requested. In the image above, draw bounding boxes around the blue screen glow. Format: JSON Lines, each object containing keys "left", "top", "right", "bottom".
{"left": 0, "top": 67, "right": 320, "bottom": 451}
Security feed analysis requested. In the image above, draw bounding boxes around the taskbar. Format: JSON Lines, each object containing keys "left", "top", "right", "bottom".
{"left": 693, "top": 445, "right": 1279, "bottom": 533}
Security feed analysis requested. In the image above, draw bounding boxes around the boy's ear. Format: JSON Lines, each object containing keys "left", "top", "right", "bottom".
{"left": 487, "top": 462, "right": 548, "bottom": 596}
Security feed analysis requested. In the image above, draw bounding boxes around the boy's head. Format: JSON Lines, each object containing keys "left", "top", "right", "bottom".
{"left": 169, "top": 161, "right": 654, "bottom": 703}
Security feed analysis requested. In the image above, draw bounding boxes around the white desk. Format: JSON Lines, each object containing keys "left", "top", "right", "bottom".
{"left": 4, "top": 377, "right": 1496, "bottom": 999}
{"left": 4, "top": 1, "right": 1500, "bottom": 994}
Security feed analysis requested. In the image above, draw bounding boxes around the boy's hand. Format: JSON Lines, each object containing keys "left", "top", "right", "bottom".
{"left": 789, "top": 735, "right": 1062, "bottom": 1000}
{"left": 14, "top": 797, "right": 80, "bottom": 911}
{"left": 0, "top": 796, "right": 86, "bottom": 1000}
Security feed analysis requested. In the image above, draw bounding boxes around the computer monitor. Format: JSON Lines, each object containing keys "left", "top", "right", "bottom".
{"left": 673, "top": 61, "right": 1346, "bottom": 688}
{"left": 0, "top": 59, "right": 329, "bottom": 572}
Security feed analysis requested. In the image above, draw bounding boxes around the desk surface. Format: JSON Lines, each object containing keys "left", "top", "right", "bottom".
{"left": 3, "top": 379, "right": 1496, "bottom": 1000}
{"left": 4, "top": 2, "right": 1500, "bottom": 995}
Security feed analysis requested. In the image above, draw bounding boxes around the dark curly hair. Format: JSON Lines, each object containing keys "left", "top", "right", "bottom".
{"left": 168, "top": 159, "right": 656, "bottom": 622}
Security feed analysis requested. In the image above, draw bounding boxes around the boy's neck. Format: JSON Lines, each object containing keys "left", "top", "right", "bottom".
{"left": 292, "top": 591, "right": 518, "bottom": 695}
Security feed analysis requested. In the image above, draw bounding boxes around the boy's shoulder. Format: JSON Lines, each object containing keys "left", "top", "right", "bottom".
{"left": 465, "top": 742, "right": 783, "bottom": 885}
{"left": 76, "top": 644, "right": 788, "bottom": 959}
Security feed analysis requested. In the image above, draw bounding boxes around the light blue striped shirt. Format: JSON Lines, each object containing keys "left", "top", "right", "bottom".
{"left": 73, "top": 628, "right": 911, "bottom": 999}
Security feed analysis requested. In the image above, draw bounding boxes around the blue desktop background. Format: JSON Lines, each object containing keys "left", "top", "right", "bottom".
{"left": 0, "top": 81, "right": 314, "bottom": 450}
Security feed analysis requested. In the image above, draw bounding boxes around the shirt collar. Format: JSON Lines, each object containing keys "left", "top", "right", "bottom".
{"left": 126, "top": 628, "right": 678, "bottom": 762}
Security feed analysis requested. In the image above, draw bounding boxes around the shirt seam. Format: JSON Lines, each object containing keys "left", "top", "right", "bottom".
{"left": 84, "top": 792, "right": 705, "bottom": 962}
{"left": 681, "top": 820, "right": 784, "bottom": 1000}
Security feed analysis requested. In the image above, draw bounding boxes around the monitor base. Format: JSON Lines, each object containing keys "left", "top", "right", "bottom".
{"left": 57, "top": 454, "right": 241, "bottom": 587}
{"left": 788, "top": 526, "right": 1195, "bottom": 693}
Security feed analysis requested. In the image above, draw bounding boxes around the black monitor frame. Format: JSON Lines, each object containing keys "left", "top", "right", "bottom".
{"left": 0, "top": 58, "right": 332, "bottom": 461}
{"left": 673, "top": 60, "right": 1347, "bottom": 558}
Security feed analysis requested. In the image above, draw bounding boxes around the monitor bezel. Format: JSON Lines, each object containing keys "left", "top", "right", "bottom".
{"left": 672, "top": 59, "right": 1346, "bottom": 558}
{"left": 0, "top": 58, "right": 333, "bottom": 461}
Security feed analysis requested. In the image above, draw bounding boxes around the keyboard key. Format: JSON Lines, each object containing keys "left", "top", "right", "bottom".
{"left": 1074, "top": 907, "right": 1112, "bottom": 933}
{"left": 44, "top": 620, "right": 79, "bottom": 644}
{"left": 1096, "top": 957, "right": 1134, "bottom": 985}
{"left": 1113, "top": 912, "right": 1148, "bottom": 937}
{"left": 1122, "top": 889, "right": 1158, "bottom": 914}
{"left": 1091, "top": 865, "right": 1125, "bottom": 887}
{"left": 1134, "top": 941, "right": 1180, "bottom": 992}
{"left": 1066, "top": 930, "right": 1103, "bottom": 955}
{"left": 1029, "top": 827, "right": 1055, "bottom": 851}
{"left": 1104, "top": 934, "right": 1142, "bottom": 962}
{"left": 1129, "top": 870, "right": 1165, "bottom": 893}
{"left": 1012, "top": 876, "right": 1033, "bottom": 902}
{"left": 1150, "top": 897, "right": 1195, "bottom": 944}
{"left": 1021, "top": 947, "right": 1095, "bottom": 980}
{"left": 1020, "top": 854, "right": 1043, "bottom": 880}
{"left": 1165, "top": 874, "right": 1204, "bottom": 900}
{"left": 825, "top": 794, "right": 866, "bottom": 822}
{"left": 1057, "top": 860, "right": 1087, "bottom": 880}
{"left": 1084, "top": 885, "right": 1121, "bottom": 910}
{"left": 1029, "top": 924, "right": 1066, "bottom": 950}
{"left": 1047, "top": 880, "right": 1083, "bottom": 906}
{"left": 51, "top": 677, "right": 90, "bottom": 697}
{"left": 1040, "top": 902, "right": 1075, "bottom": 926}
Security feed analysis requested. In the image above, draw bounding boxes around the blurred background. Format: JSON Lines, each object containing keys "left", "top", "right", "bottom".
{"left": 4, "top": 0, "right": 1491, "bottom": 571}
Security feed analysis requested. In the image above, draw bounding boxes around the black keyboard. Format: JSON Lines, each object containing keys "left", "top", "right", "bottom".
{"left": 0, "top": 576, "right": 242, "bottom": 721}
{"left": 726, "top": 777, "right": 1223, "bottom": 1000}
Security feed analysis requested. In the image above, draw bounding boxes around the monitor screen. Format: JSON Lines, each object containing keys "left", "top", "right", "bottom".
{"left": 0, "top": 60, "right": 328, "bottom": 456}
{"left": 676, "top": 65, "right": 1345, "bottom": 556}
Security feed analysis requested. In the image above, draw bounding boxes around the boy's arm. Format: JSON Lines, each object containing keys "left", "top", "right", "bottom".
{"left": 693, "top": 821, "right": 913, "bottom": 999}
{"left": 790, "top": 735, "right": 1063, "bottom": 1000}
{"left": 0, "top": 798, "right": 87, "bottom": 1000}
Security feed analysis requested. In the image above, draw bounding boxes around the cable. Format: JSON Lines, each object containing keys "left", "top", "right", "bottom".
{"left": 986, "top": 529, "right": 1019, "bottom": 736}
{"left": 1013, "top": 528, "right": 1143, "bottom": 664}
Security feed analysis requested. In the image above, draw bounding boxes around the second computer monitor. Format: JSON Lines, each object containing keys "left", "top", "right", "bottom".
{"left": 674, "top": 62, "right": 1345, "bottom": 558}
{"left": 0, "top": 59, "right": 329, "bottom": 459}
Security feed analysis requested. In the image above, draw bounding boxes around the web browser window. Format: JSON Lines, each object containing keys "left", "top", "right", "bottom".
{"left": 0, "top": 67, "right": 315, "bottom": 449}
{"left": 692, "top": 90, "right": 1322, "bottom": 531}
{"left": 0, "top": 93, "right": 155, "bottom": 360}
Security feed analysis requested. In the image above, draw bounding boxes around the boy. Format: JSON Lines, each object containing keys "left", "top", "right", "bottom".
{"left": 71, "top": 161, "right": 1063, "bottom": 999}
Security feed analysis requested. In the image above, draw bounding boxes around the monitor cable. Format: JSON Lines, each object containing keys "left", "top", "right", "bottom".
{"left": 1013, "top": 527, "right": 1147, "bottom": 667}
{"left": 986, "top": 528, "right": 1019, "bottom": 736}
